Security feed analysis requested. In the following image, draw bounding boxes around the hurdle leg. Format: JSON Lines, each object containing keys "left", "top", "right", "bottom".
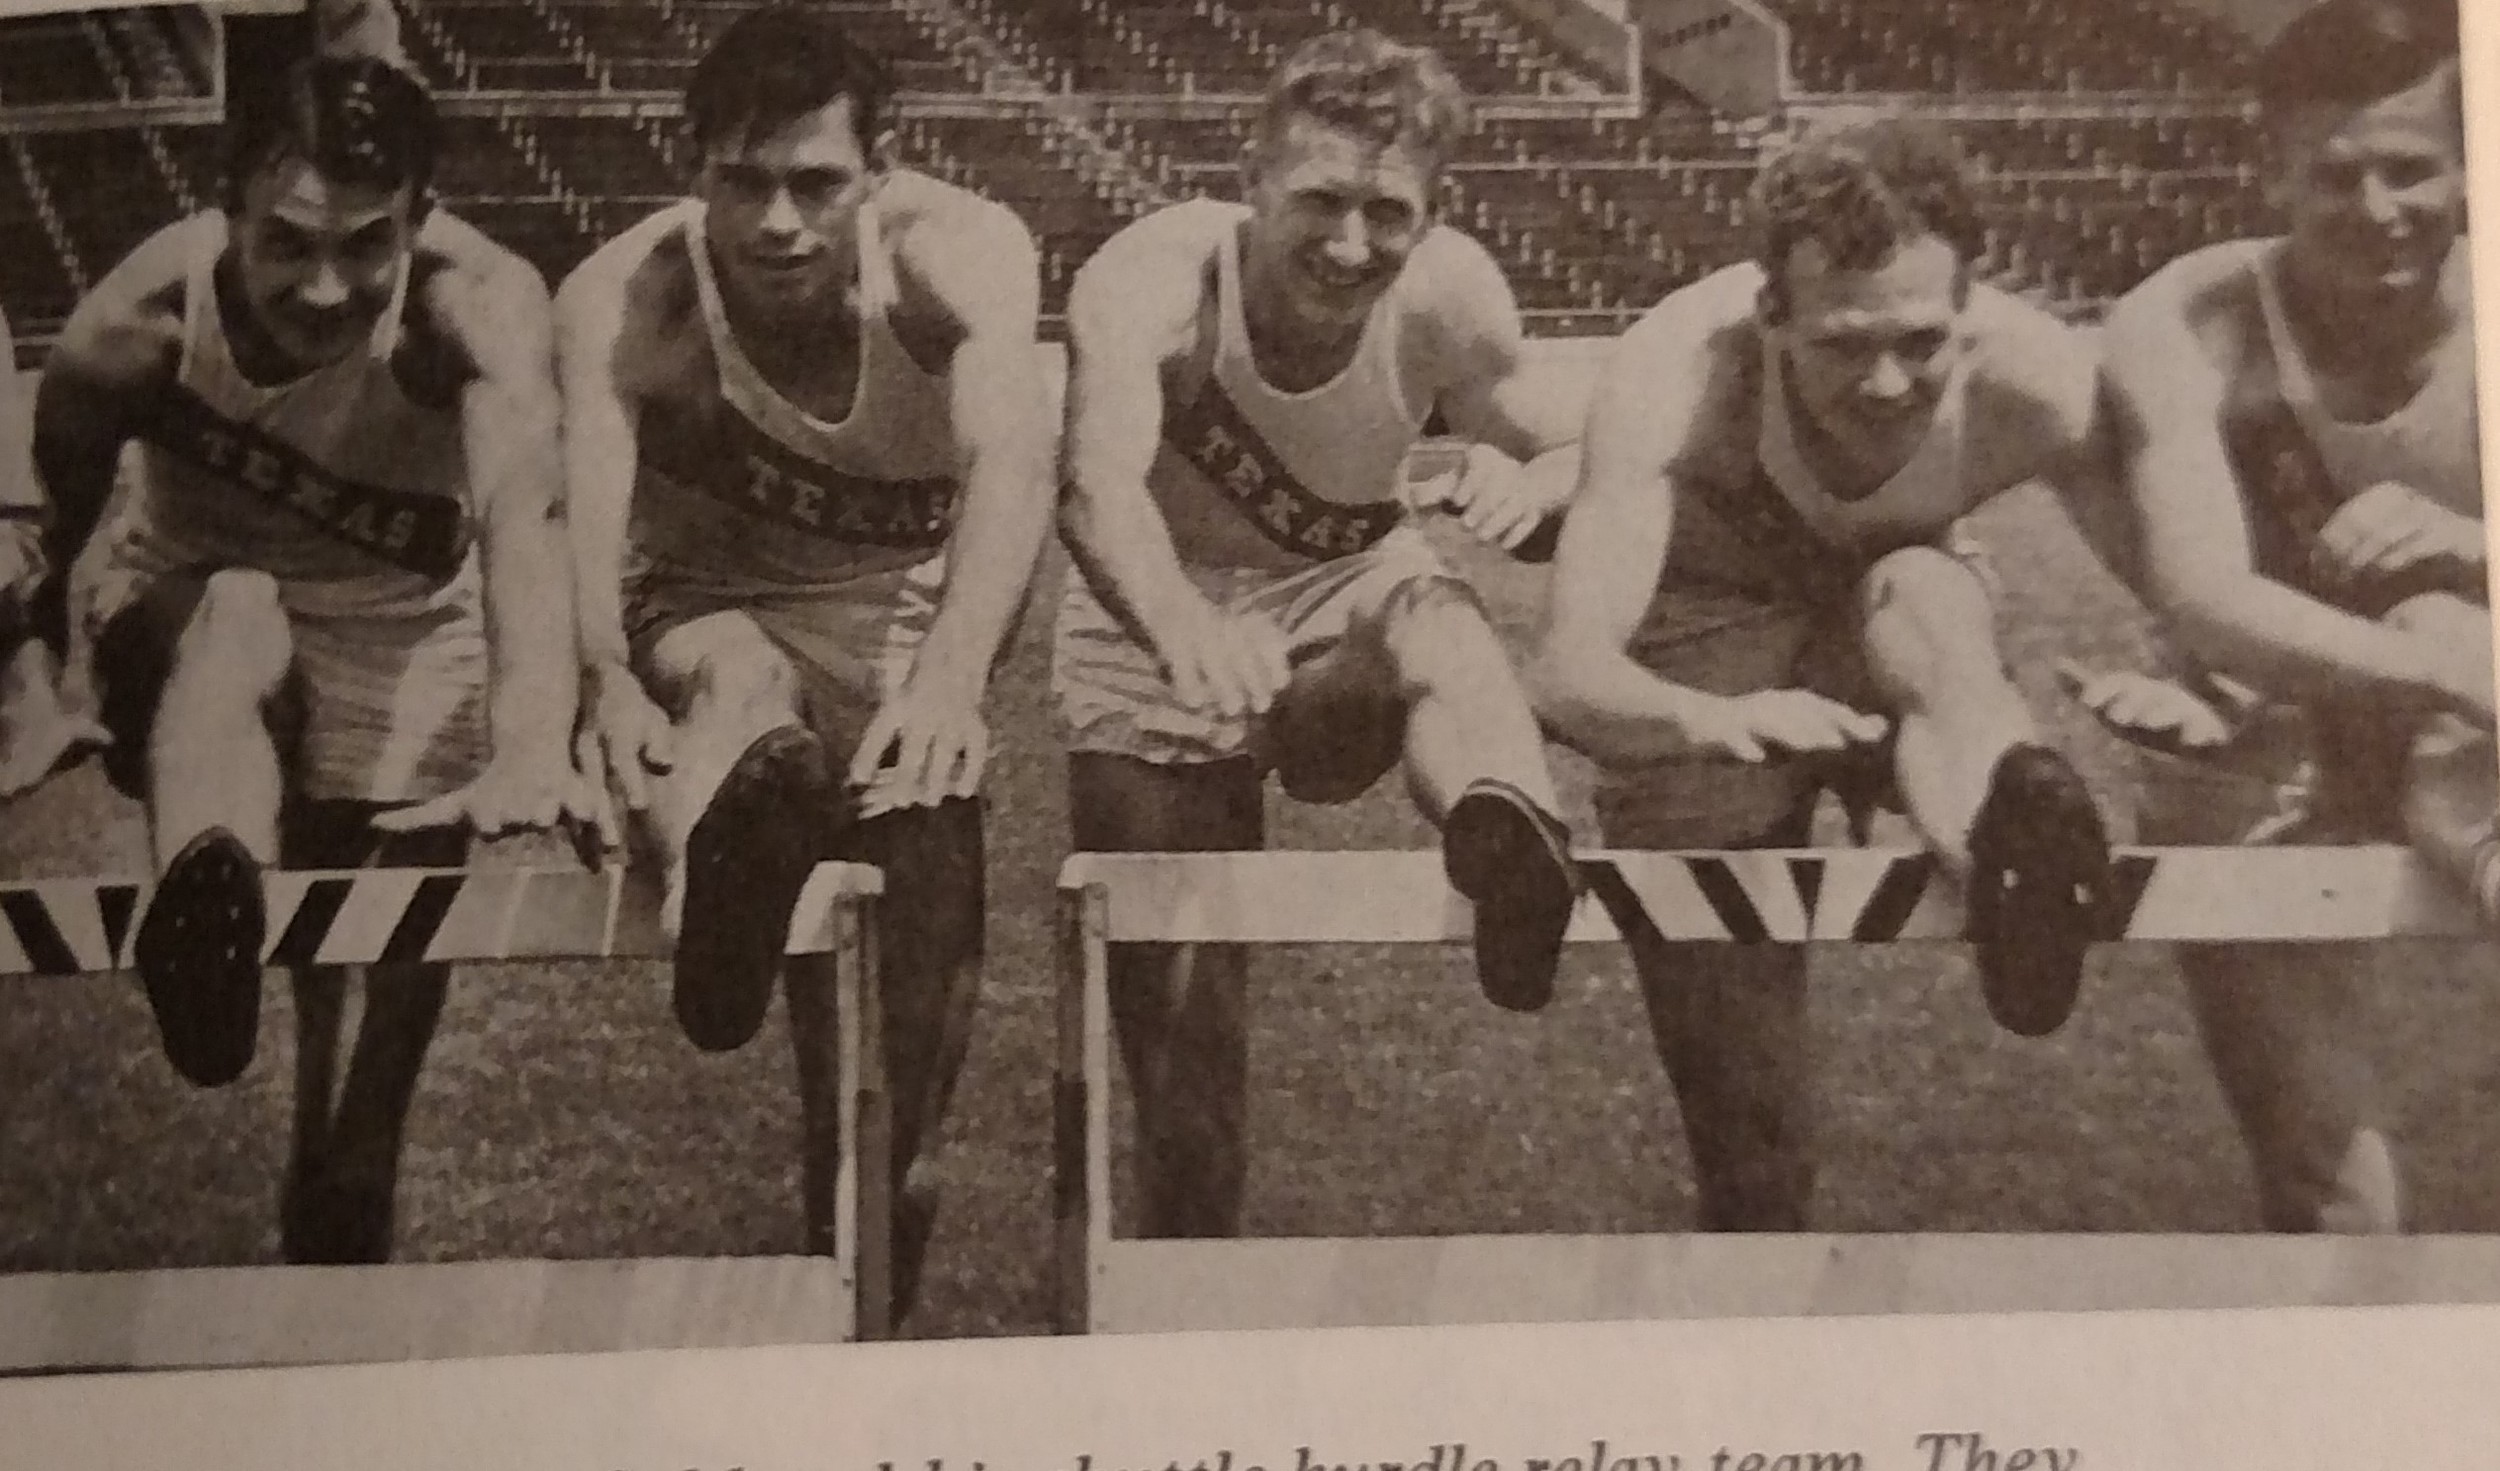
{"left": 851, "top": 901, "right": 893, "bottom": 1338}
{"left": 789, "top": 898, "right": 887, "bottom": 1336}
{"left": 1052, "top": 883, "right": 1110, "bottom": 1333}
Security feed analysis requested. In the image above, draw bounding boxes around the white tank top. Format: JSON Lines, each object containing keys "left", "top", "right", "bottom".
{"left": 1148, "top": 204, "right": 1427, "bottom": 565}
{"left": 2254, "top": 250, "right": 2482, "bottom": 519}
{"left": 1755, "top": 333, "right": 1974, "bottom": 549}
{"left": 633, "top": 197, "right": 962, "bottom": 593}
{"left": 684, "top": 198, "right": 957, "bottom": 481}
{"left": 129, "top": 213, "right": 478, "bottom": 616}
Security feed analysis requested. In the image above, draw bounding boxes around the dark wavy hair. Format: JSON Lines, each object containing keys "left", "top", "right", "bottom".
{"left": 1752, "top": 115, "right": 1982, "bottom": 319}
{"left": 1255, "top": 29, "right": 1470, "bottom": 172}
{"left": 686, "top": 3, "right": 893, "bottom": 156}
{"left": 223, "top": 53, "right": 437, "bottom": 216}
{"left": 2256, "top": 0, "right": 2459, "bottom": 119}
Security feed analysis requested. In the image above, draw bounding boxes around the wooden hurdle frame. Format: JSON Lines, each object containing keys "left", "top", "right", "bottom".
{"left": 1053, "top": 845, "right": 2496, "bottom": 1334}
{"left": 0, "top": 859, "right": 889, "bottom": 1371}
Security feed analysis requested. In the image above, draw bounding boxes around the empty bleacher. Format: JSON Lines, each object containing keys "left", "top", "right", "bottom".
{"left": 0, "top": 0, "right": 2303, "bottom": 348}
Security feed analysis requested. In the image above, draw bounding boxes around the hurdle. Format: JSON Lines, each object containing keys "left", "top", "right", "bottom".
{"left": 1053, "top": 845, "right": 2497, "bottom": 1334}
{"left": 0, "top": 859, "right": 889, "bottom": 1371}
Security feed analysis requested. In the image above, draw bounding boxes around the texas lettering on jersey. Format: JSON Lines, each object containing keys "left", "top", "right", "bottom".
{"left": 648, "top": 407, "right": 961, "bottom": 552}
{"left": 1166, "top": 382, "right": 1404, "bottom": 560}
{"left": 141, "top": 383, "right": 471, "bottom": 581}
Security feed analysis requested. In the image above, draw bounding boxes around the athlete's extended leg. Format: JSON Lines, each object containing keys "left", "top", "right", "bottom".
{"left": 1856, "top": 546, "right": 2112, "bottom": 1037}
{"left": 2178, "top": 941, "right": 2399, "bottom": 1232}
{"left": 122, "top": 570, "right": 296, "bottom": 1087}
{"left": 278, "top": 800, "right": 465, "bottom": 1264}
{"left": 1375, "top": 584, "right": 1579, "bottom": 1014}
{"left": 1071, "top": 752, "right": 1262, "bottom": 1238}
{"left": 641, "top": 611, "right": 834, "bottom": 1053}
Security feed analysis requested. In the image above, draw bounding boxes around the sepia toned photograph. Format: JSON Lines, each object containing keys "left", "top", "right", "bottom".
{"left": 0, "top": 0, "right": 2493, "bottom": 1368}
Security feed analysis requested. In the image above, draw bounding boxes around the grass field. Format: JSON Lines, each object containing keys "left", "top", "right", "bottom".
{"left": 4, "top": 481, "right": 2498, "bottom": 1344}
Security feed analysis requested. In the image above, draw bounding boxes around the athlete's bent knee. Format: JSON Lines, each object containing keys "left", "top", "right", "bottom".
{"left": 179, "top": 569, "right": 292, "bottom": 697}
{"left": 1856, "top": 545, "right": 1986, "bottom": 623}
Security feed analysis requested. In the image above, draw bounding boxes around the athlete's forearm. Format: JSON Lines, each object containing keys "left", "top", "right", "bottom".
{"left": 465, "top": 370, "right": 579, "bottom": 760}
{"left": 2163, "top": 570, "right": 2479, "bottom": 714}
{"left": 1534, "top": 646, "right": 1729, "bottom": 765}
{"left": 1059, "top": 474, "right": 1206, "bottom": 632}
{"left": 482, "top": 503, "right": 580, "bottom": 756}
{"left": 27, "top": 386, "right": 134, "bottom": 651}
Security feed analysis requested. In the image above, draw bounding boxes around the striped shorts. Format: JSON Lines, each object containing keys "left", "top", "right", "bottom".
{"left": 1054, "top": 524, "right": 1462, "bottom": 765}
{"left": 76, "top": 527, "right": 489, "bottom": 808}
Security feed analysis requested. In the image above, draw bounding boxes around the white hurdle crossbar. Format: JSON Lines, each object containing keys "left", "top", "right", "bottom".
{"left": 1052, "top": 845, "right": 2491, "bottom": 1334}
{"left": 0, "top": 859, "right": 889, "bottom": 1371}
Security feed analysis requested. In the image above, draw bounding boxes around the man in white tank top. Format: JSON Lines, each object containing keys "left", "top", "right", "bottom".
{"left": 1056, "top": 31, "right": 1583, "bottom": 1236}
{"left": 14, "top": 56, "right": 592, "bottom": 1261}
{"left": 559, "top": 5, "right": 1055, "bottom": 1310}
{"left": 1533, "top": 117, "right": 2130, "bottom": 1228}
{"left": 2090, "top": 0, "right": 2491, "bottom": 1233}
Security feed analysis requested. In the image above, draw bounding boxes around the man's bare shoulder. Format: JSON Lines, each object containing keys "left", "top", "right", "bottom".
{"left": 1067, "top": 198, "right": 1232, "bottom": 354}
{"left": 555, "top": 204, "right": 705, "bottom": 393}
{"left": 1624, "top": 262, "right": 1763, "bottom": 363}
{"left": 1961, "top": 283, "right": 2101, "bottom": 443}
{"left": 416, "top": 209, "right": 553, "bottom": 323}
{"left": 52, "top": 213, "right": 207, "bottom": 387}
{"left": 882, "top": 169, "right": 1041, "bottom": 330}
{"left": 2103, "top": 236, "right": 2268, "bottom": 378}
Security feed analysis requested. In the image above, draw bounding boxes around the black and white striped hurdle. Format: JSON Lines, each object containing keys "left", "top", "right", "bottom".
{"left": 1052, "top": 845, "right": 2496, "bottom": 1335}
{"left": 0, "top": 860, "right": 892, "bottom": 1372}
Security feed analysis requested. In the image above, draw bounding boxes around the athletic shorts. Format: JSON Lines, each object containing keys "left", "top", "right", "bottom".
{"left": 1593, "top": 523, "right": 1999, "bottom": 849}
{"left": 1053, "top": 523, "right": 1468, "bottom": 766}
{"left": 76, "top": 520, "right": 490, "bottom": 808}
{"left": 625, "top": 553, "right": 945, "bottom": 771}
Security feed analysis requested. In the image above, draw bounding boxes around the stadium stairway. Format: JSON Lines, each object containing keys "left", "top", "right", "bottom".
{"left": 1, "top": 0, "right": 2289, "bottom": 355}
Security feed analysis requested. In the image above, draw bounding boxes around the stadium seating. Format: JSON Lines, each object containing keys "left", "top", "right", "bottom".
{"left": 0, "top": 0, "right": 2288, "bottom": 346}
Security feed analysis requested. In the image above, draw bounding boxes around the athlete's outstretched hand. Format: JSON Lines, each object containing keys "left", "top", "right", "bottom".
{"left": 1408, "top": 441, "right": 1562, "bottom": 554}
{"left": 0, "top": 637, "right": 106, "bottom": 800}
{"left": 2056, "top": 660, "right": 2242, "bottom": 755}
{"left": 1678, "top": 688, "right": 1889, "bottom": 764}
{"left": 373, "top": 743, "right": 608, "bottom": 845}
{"left": 2315, "top": 479, "right": 2482, "bottom": 586}
{"left": 1148, "top": 594, "right": 1291, "bottom": 722}
{"left": 567, "top": 668, "right": 677, "bottom": 853}
{"left": 852, "top": 671, "right": 988, "bottom": 819}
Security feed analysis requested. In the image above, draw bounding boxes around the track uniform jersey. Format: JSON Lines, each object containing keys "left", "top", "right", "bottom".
{"left": 1056, "top": 199, "right": 1465, "bottom": 766}
{"left": 2209, "top": 240, "right": 2487, "bottom": 843}
{"left": 1600, "top": 265, "right": 2082, "bottom": 846}
{"left": 77, "top": 213, "right": 487, "bottom": 805}
{"left": 623, "top": 197, "right": 962, "bottom": 755}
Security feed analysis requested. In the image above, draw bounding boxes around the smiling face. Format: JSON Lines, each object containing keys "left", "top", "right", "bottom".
{"left": 1239, "top": 112, "right": 1434, "bottom": 337}
{"left": 1768, "top": 231, "right": 1969, "bottom": 470}
{"left": 2271, "top": 63, "right": 2466, "bottom": 316}
{"left": 697, "top": 94, "right": 878, "bottom": 313}
{"left": 229, "top": 154, "right": 417, "bottom": 372}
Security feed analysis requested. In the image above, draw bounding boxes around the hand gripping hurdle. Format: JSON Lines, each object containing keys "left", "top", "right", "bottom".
{"left": 0, "top": 859, "right": 892, "bottom": 1371}
{"left": 1053, "top": 845, "right": 2490, "bottom": 1335}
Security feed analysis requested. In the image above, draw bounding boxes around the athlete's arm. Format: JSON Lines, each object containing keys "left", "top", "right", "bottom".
{"left": 377, "top": 220, "right": 599, "bottom": 838}
{"left": 852, "top": 195, "right": 1053, "bottom": 810}
{"left": 1062, "top": 212, "right": 1288, "bottom": 719}
{"left": 0, "top": 302, "right": 41, "bottom": 626}
{"left": 1414, "top": 231, "right": 1579, "bottom": 554}
{"left": 29, "top": 222, "right": 191, "bottom": 653}
{"left": 2104, "top": 267, "right": 2491, "bottom": 719}
{"left": 1533, "top": 297, "right": 1885, "bottom": 765}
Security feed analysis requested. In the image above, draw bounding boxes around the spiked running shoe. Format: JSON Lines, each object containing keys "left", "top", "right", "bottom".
{"left": 674, "top": 724, "right": 833, "bottom": 1053}
{"left": 1442, "top": 779, "right": 1581, "bottom": 1013}
{"left": 1965, "top": 744, "right": 2114, "bottom": 1038}
{"left": 133, "top": 827, "right": 268, "bottom": 1088}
